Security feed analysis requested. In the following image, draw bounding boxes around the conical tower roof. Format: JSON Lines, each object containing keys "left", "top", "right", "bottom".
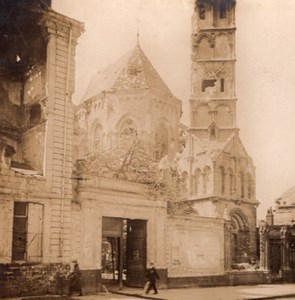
{"left": 81, "top": 44, "right": 174, "bottom": 104}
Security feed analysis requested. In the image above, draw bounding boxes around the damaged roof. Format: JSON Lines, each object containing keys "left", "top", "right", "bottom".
{"left": 276, "top": 186, "right": 295, "bottom": 206}
{"left": 81, "top": 44, "right": 174, "bottom": 104}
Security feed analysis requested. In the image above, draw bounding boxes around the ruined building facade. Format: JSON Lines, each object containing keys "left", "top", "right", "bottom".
{"left": 0, "top": 1, "right": 84, "bottom": 297}
{"left": 0, "top": 0, "right": 265, "bottom": 297}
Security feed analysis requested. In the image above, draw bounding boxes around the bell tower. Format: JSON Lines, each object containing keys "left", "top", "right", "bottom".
{"left": 190, "top": 0, "right": 237, "bottom": 142}
{"left": 183, "top": 1, "right": 258, "bottom": 264}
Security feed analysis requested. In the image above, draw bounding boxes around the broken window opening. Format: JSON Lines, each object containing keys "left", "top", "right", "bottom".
{"left": 202, "top": 79, "right": 216, "bottom": 92}
{"left": 29, "top": 103, "right": 42, "bottom": 126}
{"left": 219, "top": 3, "right": 227, "bottom": 19}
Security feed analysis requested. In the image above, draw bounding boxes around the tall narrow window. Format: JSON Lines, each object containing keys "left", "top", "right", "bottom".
{"left": 203, "top": 166, "right": 211, "bottom": 194}
{"left": 194, "top": 168, "right": 201, "bottom": 195}
{"left": 210, "top": 127, "right": 216, "bottom": 140}
{"left": 199, "top": 3, "right": 206, "bottom": 20}
{"left": 12, "top": 202, "right": 43, "bottom": 262}
{"left": 181, "top": 171, "right": 189, "bottom": 195}
{"left": 247, "top": 174, "right": 252, "bottom": 199}
{"left": 219, "top": 2, "right": 227, "bottom": 19}
{"left": 12, "top": 202, "right": 27, "bottom": 261}
{"left": 220, "top": 78, "right": 225, "bottom": 92}
{"left": 29, "top": 104, "right": 41, "bottom": 126}
{"left": 220, "top": 166, "right": 226, "bottom": 195}
{"left": 92, "top": 123, "right": 103, "bottom": 152}
{"left": 228, "top": 168, "right": 234, "bottom": 195}
{"left": 155, "top": 123, "right": 168, "bottom": 160}
{"left": 240, "top": 172, "right": 245, "bottom": 199}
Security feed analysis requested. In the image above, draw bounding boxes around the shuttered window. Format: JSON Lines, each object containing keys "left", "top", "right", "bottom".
{"left": 12, "top": 202, "right": 43, "bottom": 262}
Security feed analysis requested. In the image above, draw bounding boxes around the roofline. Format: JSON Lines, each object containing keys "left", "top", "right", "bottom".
{"left": 47, "top": 8, "right": 85, "bottom": 32}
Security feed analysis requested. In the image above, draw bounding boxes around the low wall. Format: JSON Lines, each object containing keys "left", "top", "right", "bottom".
{"left": 283, "top": 270, "right": 295, "bottom": 283}
{"left": 168, "top": 271, "right": 271, "bottom": 288}
{"left": 167, "top": 216, "right": 225, "bottom": 278}
{"left": 0, "top": 263, "right": 101, "bottom": 298}
{"left": 227, "top": 271, "right": 271, "bottom": 286}
{"left": 0, "top": 263, "right": 70, "bottom": 298}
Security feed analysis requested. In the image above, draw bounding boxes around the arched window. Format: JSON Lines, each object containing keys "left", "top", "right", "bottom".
{"left": 181, "top": 171, "right": 188, "bottom": 195}
{"left": 194, "top": 106, "right": 210, "bottom": 127}
{"left": 194, "top": 168, "right": 201, "bottom": 196}
{"left": 216, "top": 105, "right": 231, "bottom": 127}
{"left": 203, "top": 166, "right": 211, "bottom": 194}
{"left": 227, "top": 168, "right": 234, "bottom": 196}
{"left": 198, "top": 37, "right": 212, "bottom": 59}
{"left": 155, "top": 123, "right": 168, "bottom": 160}
{"left": 219, "top": 166, "right": 226, "bottom": 195}
{"left": 247, "top": 173, "right": 252, "bottom": 199}
{"left": 92, "top": 122, "right": 103, "bottom": 152}
{"left": 230, "top": 210, "right": 250, "bottom": 264}
{"left": 210, "top": 127, "right": 217, "bottom": 141}
{"left": 29, "top": 104, "right": 41, "bottom": 126}
{"left": 240, "top": 172, "right": 245, "bottom": 198}
{"left": 120, "top": 119, "right": 137, "bottom": 137}
{"left": 119, "top": 119, "right": 137, "bottom": 146}
{"left": 219, "top": 2, "right": 227, "bottom": 19}
{"left": 198, "top": 3, "right": 206, "bottom": 20}
{"left": 214, "top": 35, "right": 230, "bottom": 59}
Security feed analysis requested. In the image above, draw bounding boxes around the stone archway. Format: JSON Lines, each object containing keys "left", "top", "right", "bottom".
{"left": 230, "top": 209, "right": 250, "bottom": 264}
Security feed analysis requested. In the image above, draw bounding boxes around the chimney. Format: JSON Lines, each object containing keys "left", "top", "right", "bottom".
{"left": 266, "top": 206, "right": 274, "bottom": 226}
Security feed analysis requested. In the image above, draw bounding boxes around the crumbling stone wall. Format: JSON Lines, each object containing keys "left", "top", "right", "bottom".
{"left": 0, "top": 263, "right": 70, "bottom": 298}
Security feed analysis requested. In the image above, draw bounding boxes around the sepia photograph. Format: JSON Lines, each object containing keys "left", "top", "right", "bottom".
{"left": 1, "top": 0, "right": 295, "bottom": 299}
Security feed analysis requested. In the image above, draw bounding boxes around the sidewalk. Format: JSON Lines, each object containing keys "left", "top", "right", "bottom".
{"left": 96, "top": 284, "right": 295, "bottom": 300}
{"left": 8, "top": 284, "right": 295, "bottom": 300}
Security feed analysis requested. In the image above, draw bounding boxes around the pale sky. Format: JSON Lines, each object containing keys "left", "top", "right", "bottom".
{"left": 52, "top": 0, "right": 295, "bottom": 220}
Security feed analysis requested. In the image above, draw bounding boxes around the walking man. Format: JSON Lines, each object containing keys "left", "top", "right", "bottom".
{"left": 68, "top": 262, "right": 83, "bottom": 296}
{"left": 145, "top": 262, "right": 160, "bottom": 295}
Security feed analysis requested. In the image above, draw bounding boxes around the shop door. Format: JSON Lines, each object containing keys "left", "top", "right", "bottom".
{"left": 126, "top": 219, "right": 147, "bottom": 287}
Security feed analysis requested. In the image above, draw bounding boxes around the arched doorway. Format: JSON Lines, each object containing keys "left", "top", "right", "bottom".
{"left": 230, "top": 210, "right": 250, "bottom": 264}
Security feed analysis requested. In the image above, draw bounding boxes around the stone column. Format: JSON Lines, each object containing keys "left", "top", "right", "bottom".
{"left": 280, "top": 225, "right": 290, "bottom": 271}
{"left": 224, "top": 219, "right": 232, "bottom": 271}
{"left": 152, "top": 204, "right": 168, "bottom": 288}
{"left": 80, "top": 200, "right": 102, "bottom": 293}
{"left": 259, "top": 223, "right": 269, "bottom": 270}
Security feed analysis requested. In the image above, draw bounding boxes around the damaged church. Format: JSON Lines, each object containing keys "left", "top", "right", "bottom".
{"left": 0, "top": 0, "right": 268, "bottom": 297}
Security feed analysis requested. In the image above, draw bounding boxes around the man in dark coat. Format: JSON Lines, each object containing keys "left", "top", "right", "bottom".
{"left": 145, "top": 262, "right": 160, "bottom": 295}
{"left": 68, "top": 262, "right": 83, "bottom": 296}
